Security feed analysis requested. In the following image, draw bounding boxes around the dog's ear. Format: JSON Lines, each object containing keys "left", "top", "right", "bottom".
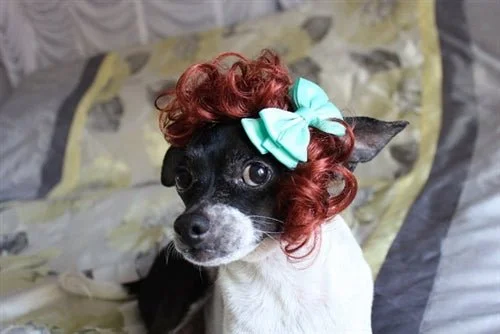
{"left": 161, "top": 146, "right": 185, "bottom": 187}
{"left": 345, "top": 117, "right": 409, "bottom": 171}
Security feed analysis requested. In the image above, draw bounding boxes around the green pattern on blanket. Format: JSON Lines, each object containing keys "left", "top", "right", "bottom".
{"left": 0, "top": 1, "right": 441, "bottom": 332}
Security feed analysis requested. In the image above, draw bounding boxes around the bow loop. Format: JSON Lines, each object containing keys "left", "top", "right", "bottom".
{"left": 292, "top": 77, "right": 330, "bottom": 110}
{"left": 241, "top": 77, "right": 345, "bottom": 169}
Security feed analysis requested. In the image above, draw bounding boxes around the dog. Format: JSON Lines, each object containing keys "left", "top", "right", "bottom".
{"left": 17, "top": 48, "right": 407, "bottom": 333}
{"left": 124, "top": 116, "right": 406, "bottom": 334}
{"left": 59, "top": 116, "right": 406, "bottom": 333}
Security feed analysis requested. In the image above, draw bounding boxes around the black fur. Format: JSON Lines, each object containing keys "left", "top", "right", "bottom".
{"left": 136, "top": 245, "right": 212, "bottom": 334}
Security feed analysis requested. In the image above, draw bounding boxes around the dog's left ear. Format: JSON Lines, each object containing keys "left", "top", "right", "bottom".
{"left": 161, "top": 146, "right": 185, "bottom": 187}
{"left": 345, "top": 117, "right": 409, "bottom": 171}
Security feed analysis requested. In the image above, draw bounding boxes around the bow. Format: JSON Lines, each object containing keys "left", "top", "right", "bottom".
{"left": 241, "top": 77, "right": 345, "bottom": 169}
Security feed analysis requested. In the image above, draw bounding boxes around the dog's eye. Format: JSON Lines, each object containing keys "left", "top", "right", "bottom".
{"left": 175, "top": 168, "right": 193, "bottom": 191}
{"left": 243, "top": 162, "right": 271, "bottom": 187}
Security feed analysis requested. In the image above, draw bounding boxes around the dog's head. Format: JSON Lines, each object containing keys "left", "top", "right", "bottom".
{"left": 162, "top": 117, "right": 407, "bottom": 266}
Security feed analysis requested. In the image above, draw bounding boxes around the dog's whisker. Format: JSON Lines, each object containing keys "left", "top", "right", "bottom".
{"left": 248, "top": 215, "right": 282, "bottom": 221}
{"left": 172, "top": 247, "right": 182, "bottom": 261}
{"left": 263, "top": 232, "right": 279, "bottom": 242}
{"left": 252, "top": 221, "right": 280, "bottom": 227}
{"left": 164, "top": 242, "right": 175, "bottom": 266}
{"left": 253, "top": 228, "right": 282, "bottom": 240}
{"left": 253, "top": 224, "right": 283, "bottom": 232}
{"left": 248, "top": 215, "right": 285, "bottom": 224}
{"left": 250, "top": 218, "right": 284, "bottom": 226}
{"left": 165, "top": 246, "right": 170, "bottom": 258}
{"left": 198, "top": 266, "right": 203, "bottom": 282}
{"left": 253, "top": 229, "right": 281, "bottom": 235}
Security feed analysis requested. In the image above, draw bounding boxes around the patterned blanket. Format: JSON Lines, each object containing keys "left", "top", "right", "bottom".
{"left": 0, "top": 1, "right": 441, "bottom": 332}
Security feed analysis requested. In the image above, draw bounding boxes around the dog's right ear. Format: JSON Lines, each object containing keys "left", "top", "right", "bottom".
{"left": 161, "top": 146, "right": 185, "bottom": 187}
{"left": 345, "top": 116, "right": 409, "bottom": 171}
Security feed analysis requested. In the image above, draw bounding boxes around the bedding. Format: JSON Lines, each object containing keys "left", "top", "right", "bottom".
{"left": 0, "top": 64, "right": 12, "bottom": 107}
{"left": 0, "top": 0, "right": 292, "bottom": 86}
{"left": 372, "top": 1, "right": 500, "bottom": 332}
{"left": 0, "top": 0, "right": 498, "bottom": 333}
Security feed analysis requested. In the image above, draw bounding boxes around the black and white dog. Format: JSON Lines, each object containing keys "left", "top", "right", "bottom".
{"left": 61, "top": 116, "right": 407, "bottom": 334}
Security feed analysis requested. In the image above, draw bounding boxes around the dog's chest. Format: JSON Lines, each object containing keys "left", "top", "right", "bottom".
{"left": 203, "top": 218, "right": 374, "bottom": 334}
{"left": 205, "top": 262, "right": 336, "bottom": 334}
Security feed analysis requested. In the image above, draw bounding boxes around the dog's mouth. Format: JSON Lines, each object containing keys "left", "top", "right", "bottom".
{"left": 174, "top": 240, "right": 219, "bottom": 260}
{"left": 173, "top": 237, "right": 259, "bottom": 267}
{"left": 178, "top": 247, "right": 220, "bottom": 266}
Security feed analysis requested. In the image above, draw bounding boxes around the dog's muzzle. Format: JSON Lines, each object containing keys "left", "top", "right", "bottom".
{"left": 171, "top": 204, "right": 260, "bottom": 266}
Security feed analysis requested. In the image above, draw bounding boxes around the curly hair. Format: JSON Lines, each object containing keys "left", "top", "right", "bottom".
{"left": 157, "top": 50, "right": 357, "bottom": 259}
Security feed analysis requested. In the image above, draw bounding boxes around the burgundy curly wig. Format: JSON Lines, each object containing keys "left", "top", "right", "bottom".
{"left": 157, "top": 50, "right": 357, "bottom": 259}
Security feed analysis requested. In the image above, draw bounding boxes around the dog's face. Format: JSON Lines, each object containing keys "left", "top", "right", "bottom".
{"left": 162, "top": 123, "right": 287, "bottom": 266}
{"left": 162, "top": 118, "right": 408, "bottom": 266}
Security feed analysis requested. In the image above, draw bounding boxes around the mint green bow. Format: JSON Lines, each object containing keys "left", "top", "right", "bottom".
{"left": 241, "top": 77, "right": 345, "bottom": 169}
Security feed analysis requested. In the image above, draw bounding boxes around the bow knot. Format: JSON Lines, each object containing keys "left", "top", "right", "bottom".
{"left": 241, "top": 77, "right": 345, "bottom": 169}
{"left": 295, "top": 106, "right": 316, "bottom": 123}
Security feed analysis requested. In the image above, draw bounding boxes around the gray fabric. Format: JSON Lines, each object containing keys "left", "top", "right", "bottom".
{"left": 372, "top": 1, "right": 500, "bottom": 333}
{"left": 465, "top": 0, "right": 500, "bottom": 59}
{"left": 37, "top": 55, "right": 104, "bottom": 198}
{"left": 0, "top": 0, "right": 292, "bottom": 85}
{"left": 372, "top": 0, "right": 479, "bottom": 331}
{"left": 0, "top": 61, "right": 86, "bottom": 202}
{"left": 0, "top": 63, "right": 12, "bottom": 107}
{"left": 420, "top": 2, "right": 500, "bottom": 332}
{"left": 420, "top": 68, "right": 500, "bottom": 333}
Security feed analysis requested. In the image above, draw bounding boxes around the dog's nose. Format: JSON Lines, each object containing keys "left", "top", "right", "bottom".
{"left": 174, "top": 214, "right": 210, "bottom": 247}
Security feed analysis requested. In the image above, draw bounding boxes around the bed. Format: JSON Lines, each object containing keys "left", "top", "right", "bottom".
{"left": 1, "top": 0, "right": 499, "bottom": 333}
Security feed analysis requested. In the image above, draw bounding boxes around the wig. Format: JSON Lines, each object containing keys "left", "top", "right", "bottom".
{"left": 157, "top": 50, "right": 357, "bottom": 259}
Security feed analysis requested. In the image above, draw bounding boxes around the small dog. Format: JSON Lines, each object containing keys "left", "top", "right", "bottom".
{"left": 135, "top": 116, "right": 407, "bottom": 334}
{"left": 59, "top": 50, "right": 408, "bottom": 333}
{"left": 59, "top": 116, "right": 406, "bottom": 333}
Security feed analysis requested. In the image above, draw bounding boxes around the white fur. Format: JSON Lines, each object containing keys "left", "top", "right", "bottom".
{"left": 204, "top": 215, "right": 374, "bottom": 334}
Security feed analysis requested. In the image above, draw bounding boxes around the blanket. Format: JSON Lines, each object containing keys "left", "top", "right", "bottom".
{"left": 0, "top": 1, "right": 443, "bottom": 332}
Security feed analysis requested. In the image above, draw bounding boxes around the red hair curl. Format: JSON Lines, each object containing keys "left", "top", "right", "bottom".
{"left": 158, "top": 50, "right": 357, "bottom": 259}
{"left": 158, "top": 51, "right": 292, "bottom": 146}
